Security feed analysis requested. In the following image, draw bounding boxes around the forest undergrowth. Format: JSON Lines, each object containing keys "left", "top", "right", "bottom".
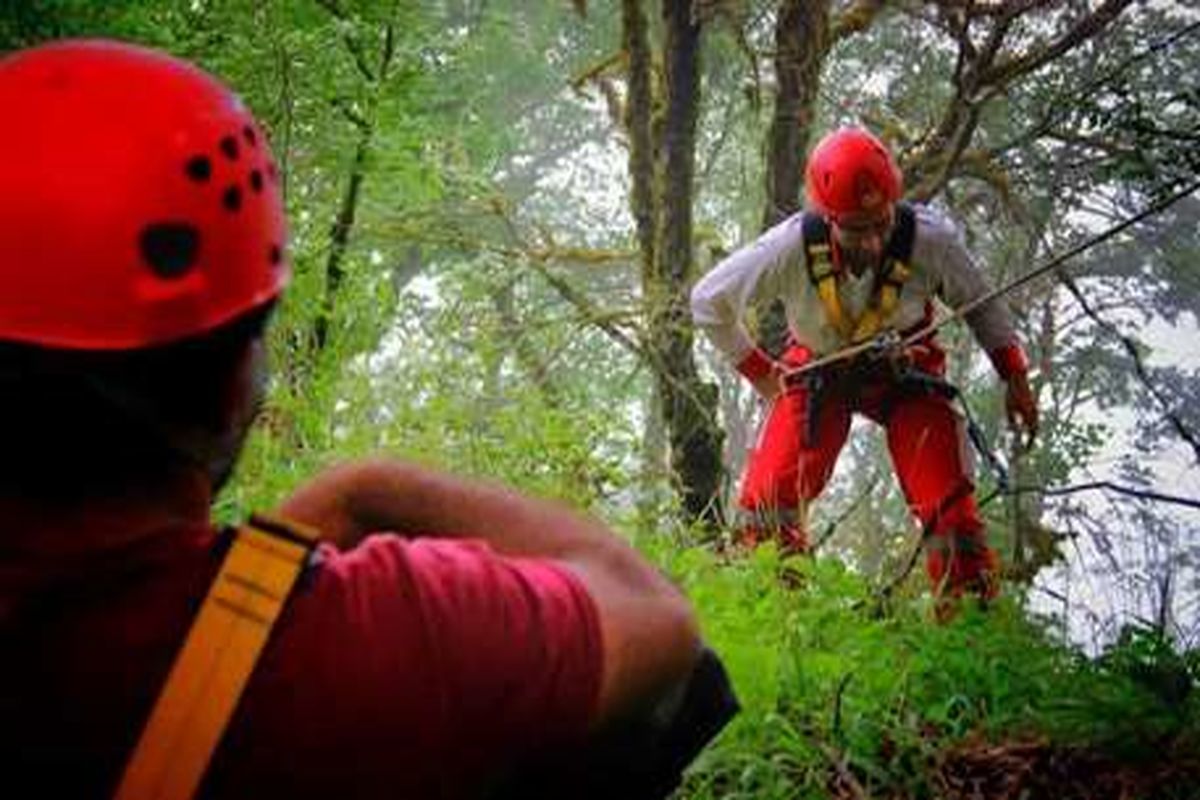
{"left": 645, "top": 541, "right": 1200, "bottom": 800}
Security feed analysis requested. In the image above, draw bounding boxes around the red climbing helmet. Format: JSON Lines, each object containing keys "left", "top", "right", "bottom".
{"left": 0, "top": 40, "right": 288, "bottom": 350}
{"left": 804, "top": 127, "right": 903, "bottom": 221}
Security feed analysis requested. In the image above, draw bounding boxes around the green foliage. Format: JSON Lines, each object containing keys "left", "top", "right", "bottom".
{"left": 221, "top": 245, "right": 642, "bottom": 520}
{"left": 14, "top": 3, "right": 1199, "bottom": 795}
{"left": 644, "top": 545, "right": 1200, "bottom": 798}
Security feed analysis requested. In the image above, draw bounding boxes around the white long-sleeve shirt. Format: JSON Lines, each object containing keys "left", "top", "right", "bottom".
{"left": 690, "top": 205, "right": 1018, "bottom": 367}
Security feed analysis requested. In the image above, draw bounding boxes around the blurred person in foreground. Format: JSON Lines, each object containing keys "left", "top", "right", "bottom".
{"left": 0, "top": 39, "right": 734, "bottom": 799}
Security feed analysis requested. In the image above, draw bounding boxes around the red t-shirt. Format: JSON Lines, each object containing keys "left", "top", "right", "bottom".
{"left": 1, "top": 525, "right": 604, "bottom": 798}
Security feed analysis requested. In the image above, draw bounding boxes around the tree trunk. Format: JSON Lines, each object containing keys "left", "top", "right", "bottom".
{"left": 756, "top": 0, "right": 831, "bottom": 355}
{"left": 309, "top": 12, "right": 397, "bottom": 357}
{"left": 623, "top": 0, "right": 657, "bottom": 277}
{"left": 314, "top": 124, "right": 371, "bottom": 354}
{"left": 492, "top": 280, "right": 561, "bottom": 407}
{"left": 624, "top": 0, "right": 664, "bottom": 520}
{"left": 762, "top": 0, "right": 829, "bottom": 230}
{"left": 637, "top": 379, "right": 669, "bottom": 526}
{"left": 624, "top": 0, "right": 724, "bottom": 528}
{"left": 656, "top": 0, "right": 724, "bottom": 527}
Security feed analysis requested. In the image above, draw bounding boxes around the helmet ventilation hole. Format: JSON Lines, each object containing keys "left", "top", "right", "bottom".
{"left": 140, "top": 223, "right": 200, "bottom": 279}
{"left": 185, "top": 156, "right": 212, "bottom": 182}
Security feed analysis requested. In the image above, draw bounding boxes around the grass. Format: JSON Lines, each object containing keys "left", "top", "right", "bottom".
{"left": 647, "top": 543, "right": 1200, "bottom": 799}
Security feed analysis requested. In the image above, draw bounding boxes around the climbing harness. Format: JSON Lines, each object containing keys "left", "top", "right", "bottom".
{"left": 115, "top": 512, "right": 740, "bottom": 800}
{"left": 818, "top": 176, "right": 1200, "bottom": 600}
{"left": 802, "top": 203, "right": 917, "bottom": 344}
{"left": 114, "top": 513, "right": 321, "bottom": 800}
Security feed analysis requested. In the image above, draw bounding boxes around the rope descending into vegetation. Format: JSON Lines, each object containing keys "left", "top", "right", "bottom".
{"left": 878, "top": 479, "right": 1200, "bottom": 600}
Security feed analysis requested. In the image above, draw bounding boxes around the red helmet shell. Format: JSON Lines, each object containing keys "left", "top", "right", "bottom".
{"left": 804, "top": 128, "right": 903, "bottom": 221}
{"left": 0, "top": 40, "right": 288, "bottom": 350}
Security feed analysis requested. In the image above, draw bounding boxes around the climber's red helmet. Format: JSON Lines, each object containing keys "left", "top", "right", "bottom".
{"left": 804, "top": 127, "right": 903, "bottom": 224}
{"left": 0, "top": 39, "right": 288, "bottom": 350}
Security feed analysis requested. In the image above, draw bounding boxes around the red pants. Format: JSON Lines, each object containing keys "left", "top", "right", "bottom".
{"left": 738, "top": 344, "right": 999, "bottom": 599}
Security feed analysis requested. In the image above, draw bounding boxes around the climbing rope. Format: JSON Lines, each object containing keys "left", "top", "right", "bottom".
{"left": 799, "top": 179, "right": 1200, "bottom": 593}
{"left": 980, "top": 480, "right": 1200, "bottom": 512}
{"left": 875, "top": 478, "right": 1200, "bottom": 602}
{"left": 783, "top": 178, "right": 1200, "bottom": 381}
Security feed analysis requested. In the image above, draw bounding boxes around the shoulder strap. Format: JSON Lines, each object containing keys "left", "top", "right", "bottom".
{"left": 885, "top": 202, "right": 917, "bottom": 264}
{"left": 853, "top": 203, "right": 918, "bottom": 342}
{"left": 801, "top": 211, "right": 834, "bottom": 279}
{"left": 114, "top": 513, "right": 321, "bottom": 800}
{"left": 801, "top": 212, "right": 854, "bottom": 339}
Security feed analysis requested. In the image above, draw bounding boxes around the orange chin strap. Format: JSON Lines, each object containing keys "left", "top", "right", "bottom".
{"left": 114, "top": 513, "right": 320, "bottom": 800}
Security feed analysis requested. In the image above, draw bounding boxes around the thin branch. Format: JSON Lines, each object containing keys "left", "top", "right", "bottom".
{"left": 988, "top": 481, "right": 1200, "bottom": 511}
{"left": 569, "top": 50, "right": 624, "bottom": 92}
{"left": 878, "top": 535, "right": 925, "bottom": 599}
{"left": 830, "top": 0, "right": 887, "bottom": 43}
{"left": 909, "top": 0, "right": 1135, "bottom": 199}
{"left": 1058, "top": 272, "right": 1200, "bottom": 464}
{"left": 979, "top": 0, "right": 1135, "bottom": 89}
{"left": 699, "top": 87, "right": 741, "bottom": 184}
{"left": 817, "top": 742, "right": 868, "bottom": 800}
{"left": 331, "top": 96, "right": 370, "bottom": 130}
{"left": 832, "top": 672, "right": 855, "bottom": 739}
{"left": 811, "top": 476, "right": 881, "bottom": 553}
{"left": 315, "top": 0, "right": 379, "bottom": 83}
{"left": 989, "top": 20, "right": 1200, "bottom": 157}
{"left": 926, "top": 0, "right": 1041, "bottom": 19}
{"left": 523, "top": 259, "right": 644, "bottom": 359}
{"left": 379, "top": 21, "right": 396, "bottom": 79}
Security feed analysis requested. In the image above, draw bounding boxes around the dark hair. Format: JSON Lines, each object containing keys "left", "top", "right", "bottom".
{"left": 0, "top": 306, "right": 272, "bottom": 501}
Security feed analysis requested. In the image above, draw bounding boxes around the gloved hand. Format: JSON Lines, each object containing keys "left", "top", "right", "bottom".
{"left": 736, "top": 348, "right": 784, "bottom": 402}
{"left": 1005, "top": 370, "right": 1038, "bottom": 449}
{"left": 751, "top": 364, "right": 784, "bottom": 401}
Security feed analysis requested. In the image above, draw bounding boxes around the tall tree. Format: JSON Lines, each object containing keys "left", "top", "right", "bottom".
{"left": 309, "top": 2, "right": 404, "bottom": 357}
{"left": 624, "top": 0, "right": 725, "bottom": 527}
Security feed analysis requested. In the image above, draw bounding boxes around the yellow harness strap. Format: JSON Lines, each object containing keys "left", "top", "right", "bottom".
{"left": 114, "top": 513, "right": 320, "bottom": 800}
{"left": 806, "top": 242, "right": 855, "bottom": 340}
{"left": 802, "top": 205, "right": 918, "bottom": 346}
{"left": 805, "top": 241, "right": 913, "bottom": 344}
{"left": 850, "top": 258, "right": 912, "bottom": 342}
